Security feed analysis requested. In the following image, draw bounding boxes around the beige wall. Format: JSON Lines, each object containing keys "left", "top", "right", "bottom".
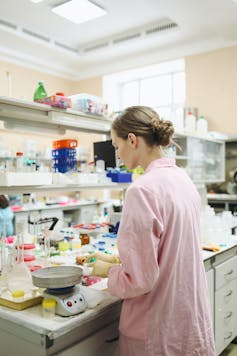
{"left": 71, "top": 76, "right": 103, "bottom": 97}
{"left": 0, "top": 60, "right": 73, "bottom": 99}
{"left": 186, "top": 45, "right": 237, "bottom": 134}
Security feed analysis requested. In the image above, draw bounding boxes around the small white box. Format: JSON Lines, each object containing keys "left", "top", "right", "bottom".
{"left": 0, "top": 172, "right": 52, "bottom": 186}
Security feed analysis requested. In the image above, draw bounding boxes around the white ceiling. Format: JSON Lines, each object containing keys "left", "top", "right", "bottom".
{"left": 0, "top": 0, "right": 237, "bottom": 80}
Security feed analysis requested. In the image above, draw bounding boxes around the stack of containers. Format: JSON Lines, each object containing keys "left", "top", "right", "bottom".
{"left": 52, "top": 139, "right": 78, "bottom": 173}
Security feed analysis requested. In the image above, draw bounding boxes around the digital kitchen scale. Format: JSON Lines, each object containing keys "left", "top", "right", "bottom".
{"left": 32, "top": 266, "right": 87, "bottom": 316}
{"left": 43, "top": 285, "right": 87, "bottom": 316}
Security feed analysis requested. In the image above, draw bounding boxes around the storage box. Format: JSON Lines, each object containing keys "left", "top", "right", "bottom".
{"left": 35, "top": 95, "right": 71, "bottom": 109}
{"left": 0, "top": 172, "right": 52, "bottom": 186}
{"left": 70, "top": 93, "right": 108, "bottom": 116}
{"left": 106, "top": 172, "right": 132, "bottom": 183}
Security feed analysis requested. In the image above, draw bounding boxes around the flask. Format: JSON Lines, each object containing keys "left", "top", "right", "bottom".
{"left": 33, "top": 81, "right": 47, "bottom": 102}
{"left": 196, "top": 116, "right": 208, "bottom": 136}
{"left": 184, "top": 111, "right": 196, "bottom": 133}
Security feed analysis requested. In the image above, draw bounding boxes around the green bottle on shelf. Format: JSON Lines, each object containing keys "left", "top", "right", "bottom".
{"left": 33, "top": 81, "right": 47, "bottom": 102}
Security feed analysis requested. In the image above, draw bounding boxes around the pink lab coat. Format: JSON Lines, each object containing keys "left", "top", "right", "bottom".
{"left": 108, "top": 158, "right": 215, "bottom": 356}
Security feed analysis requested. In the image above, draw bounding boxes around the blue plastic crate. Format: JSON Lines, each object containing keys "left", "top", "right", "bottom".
{"left": 52, "top": 148, "right": 76, "bottom": 158}
{"left": 53, "top": 157, "right": 77, "bottom": 173}
{"left": 107, "top": 172, "right": 132, "bottom": 182}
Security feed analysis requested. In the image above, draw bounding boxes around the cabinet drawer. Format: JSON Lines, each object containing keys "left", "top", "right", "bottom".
{"left": 215, "top": 278, "right": 237, "bottom": 316}
{"left": 215, "top": 314, "right": 237, "bottom": 355}
{"left": 57, "top": 320, "right": 119, "bottom": 356}
{"left": 215, "top": 255, "right": 237, "bottom": 290}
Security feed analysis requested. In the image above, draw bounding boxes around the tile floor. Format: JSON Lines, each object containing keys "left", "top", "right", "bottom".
{"left": 220, "top": 343, "right": 237, "bottom": 356}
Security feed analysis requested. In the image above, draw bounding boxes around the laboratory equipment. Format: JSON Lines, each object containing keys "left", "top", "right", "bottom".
{"left": 32, "top": 266, "right": 87, "bottom": 316}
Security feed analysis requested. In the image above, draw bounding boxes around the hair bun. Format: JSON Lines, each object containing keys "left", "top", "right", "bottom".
{"left": 152, "top": 119, "right": 174, "bottom": 146}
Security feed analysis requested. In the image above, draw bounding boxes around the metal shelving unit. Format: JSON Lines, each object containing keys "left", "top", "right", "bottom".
{"left": 0, "top": 96, "right": 111, "bottom": 134}
{"left": 0, "top": 97, "right": 122, "bottom": 194}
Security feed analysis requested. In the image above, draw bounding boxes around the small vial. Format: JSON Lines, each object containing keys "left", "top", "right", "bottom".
{"left": 42, "top": 299, "right": 56, "bottom": 318}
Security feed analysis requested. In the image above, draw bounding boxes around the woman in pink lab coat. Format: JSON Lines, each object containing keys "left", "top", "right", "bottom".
{"left": 107, "top": 106, "right": 215, "bottom": 355}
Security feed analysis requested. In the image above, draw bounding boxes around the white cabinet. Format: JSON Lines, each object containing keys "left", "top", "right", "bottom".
{"left": 173, "top": 132, "right": 225, "bottom": 184}
{"left": 204, "top": 246, "right": 237, "bottom": 355}
{"left": 214, "top": 255, "right": 237, "bottom": 355}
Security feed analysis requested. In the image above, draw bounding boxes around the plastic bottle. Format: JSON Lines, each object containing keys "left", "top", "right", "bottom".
{"left": 184, "top": 111, "right": 196, "bottom": 133}
{"left": 196, "top": 115, "right": 208, "bottom": 136}
{"left": 71, "top": 235, "right": 81, "bottom": 250}
{"left": 33, "top": 81, "right": 47, "bottom": 102}
{"left": 15, "top": 152, "right": 24, "bottom": 172}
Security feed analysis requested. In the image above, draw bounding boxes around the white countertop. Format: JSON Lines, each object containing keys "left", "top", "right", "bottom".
{"left": 207, "top": 193, "right": 237, "bottom": 201}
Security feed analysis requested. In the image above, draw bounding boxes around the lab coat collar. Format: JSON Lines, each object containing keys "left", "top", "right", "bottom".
{"left": 145, "top": 157, "right": 176, "bottom": 173}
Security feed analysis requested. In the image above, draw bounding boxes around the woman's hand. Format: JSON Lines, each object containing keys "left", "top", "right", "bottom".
{"left": 84, "top": 251, "right": 120, "bottom": 264}
{"left": 87, "top": 259, "right": 118, "bottom": 277}
{"left": 84, "top": 252, "right": 120, "bottom": 277}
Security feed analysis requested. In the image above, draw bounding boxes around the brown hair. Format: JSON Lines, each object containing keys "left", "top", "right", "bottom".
{"left": 0, "top": 195, "right": 9, "bottom": 209}
{"left": 112, "top": 106, "right": 174, "bottom": 147}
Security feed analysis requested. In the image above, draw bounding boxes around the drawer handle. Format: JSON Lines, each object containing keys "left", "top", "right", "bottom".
{"left": 225, "top": 269, "right": 234, "bottom": 276}
{"left": 225, "top": 290, "right": 233, "bottom": 297}
{"left": 224, "top": 332, "right": 233, "bottom": 340}
{"left": 224, "top": 311, "right": 233, "bottom": 320}
{"left": 106, "top": 336, "right": 119, "bottom": 343}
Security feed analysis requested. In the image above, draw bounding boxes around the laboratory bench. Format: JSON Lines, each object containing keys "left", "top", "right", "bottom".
{"left": 0, "top": 243, "right": 237, "bottom": 356}
{"left": 0, "top": 290, "right": 121, "bottom": 356}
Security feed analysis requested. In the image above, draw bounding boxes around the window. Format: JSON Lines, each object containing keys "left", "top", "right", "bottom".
{"left": 103, "top": 59, "right": 185, "bottom": 125}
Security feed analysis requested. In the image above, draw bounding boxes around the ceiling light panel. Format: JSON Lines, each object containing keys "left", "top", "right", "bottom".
{"left": 29, "top": 0, "right": 45, "bottom": 3}
{"left": 52, "top": 0, "right": 107, "bottom": 24}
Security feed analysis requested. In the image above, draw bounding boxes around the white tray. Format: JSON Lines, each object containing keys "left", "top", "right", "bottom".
{"left": 0, "top": 172, "right": 52, "bottom": 186}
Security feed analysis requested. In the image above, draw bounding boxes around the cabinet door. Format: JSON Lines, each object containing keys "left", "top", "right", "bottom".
{"left": 215, "top": 279, "right": 237, "bottom": 356}
{"left": 215, "top": 255, "right": 237, "bottom": 290}
{"left": 56, "top": 321, "right": 119, "bottom": 356}
{"left": 173, "top": 134, "right": 225, "bottom": 183}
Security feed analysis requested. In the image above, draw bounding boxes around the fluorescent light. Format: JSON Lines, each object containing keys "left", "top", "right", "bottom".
{"left": 30, "top": 0, "right": 45, "bottom": 3}
{"left": 52, "top": 0, "right": 107, "bottom": 24}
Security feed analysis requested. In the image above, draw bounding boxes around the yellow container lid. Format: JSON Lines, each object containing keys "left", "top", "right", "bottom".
{"left": 11, "top": 290, "right": 25, "bottom": 298}
{"left": 42, "top": 299, "right": 56, "bottom": 308}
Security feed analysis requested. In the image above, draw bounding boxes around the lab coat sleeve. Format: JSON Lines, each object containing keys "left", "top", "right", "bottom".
{"left": 108, "top": 184, "right": 164, "bottom": 299}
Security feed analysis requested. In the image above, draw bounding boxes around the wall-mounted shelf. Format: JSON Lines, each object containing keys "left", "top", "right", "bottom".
{"left": 0, "top": 97, "right": 111, "bottom": 134}
{"left": 0, "top": 183, "right": 130, "bottom": 194}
